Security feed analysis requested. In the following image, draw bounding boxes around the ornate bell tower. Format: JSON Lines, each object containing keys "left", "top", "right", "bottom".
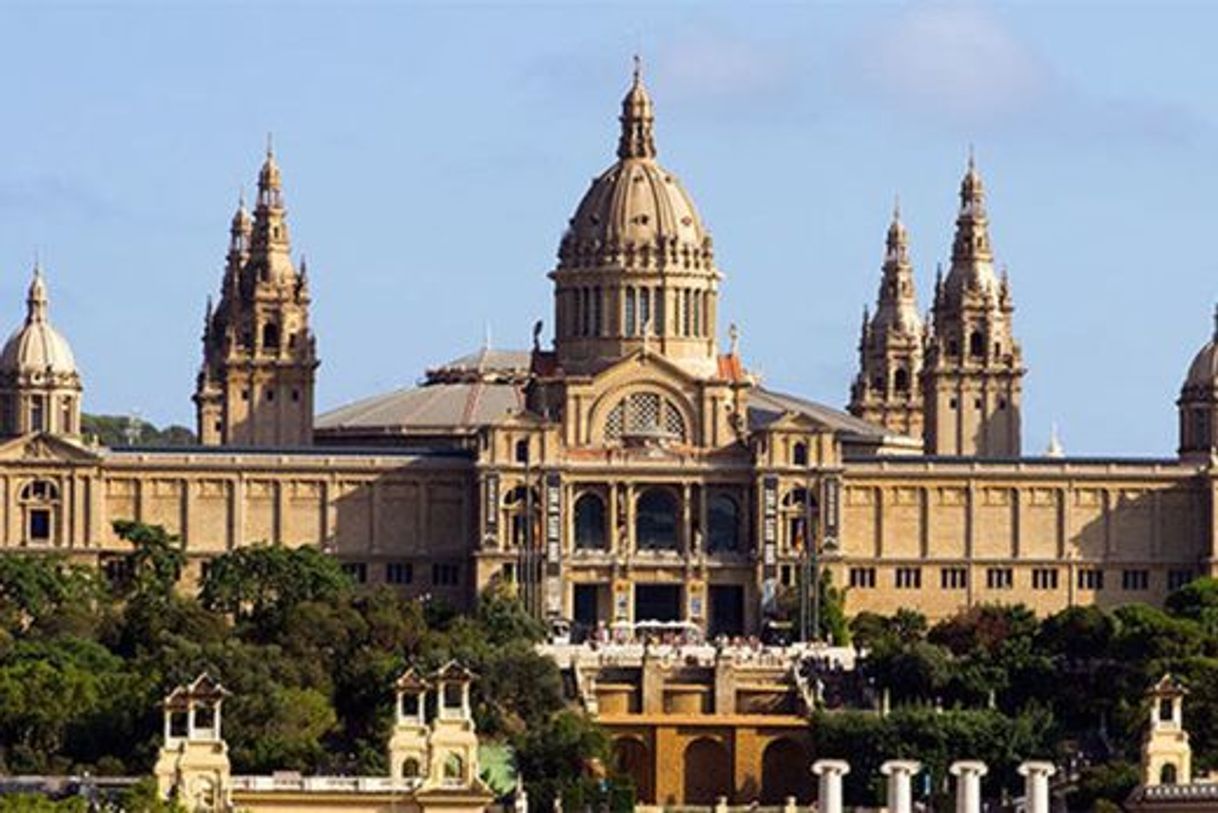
{"left": 849, "top": 202, "right": 925, "bottom": 439}
{"left": 922, "top": 155, "right": 1024, "bottom": 457}
{"left": 194, "top": 145, "right": 318, "bottom": 447}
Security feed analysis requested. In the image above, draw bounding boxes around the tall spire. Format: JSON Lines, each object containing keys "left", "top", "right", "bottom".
{"left": 249, "top": 141, "right": 293, "bottom": 284}
{"left": 952, "top": 150, "right": 992, "bottom": 266}
{"left": 257, "top": 134, "right": 283, "bottom": 209}
{"left": 26, "top": 263, "right": 48, "bottom": 325}
{"left": 875, "top": 199, "right": 921, "bottom": 334}
{"left": 617, "top": 55, "right": 656, "bottom": 160}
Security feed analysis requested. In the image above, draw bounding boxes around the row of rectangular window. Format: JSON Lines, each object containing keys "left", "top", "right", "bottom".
{"left": 569, "top": 286, "right": 709, "bottom": 339}
{"left": 339, "top": 561, "right": 460, "bottom": 587}
{"left": 848, "top": 566, "right": 1197, "bottom": 592}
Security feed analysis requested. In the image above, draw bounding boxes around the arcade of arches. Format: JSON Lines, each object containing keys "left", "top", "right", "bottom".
{"left": 607, "top": 728, "right": 813, "bottom": 806}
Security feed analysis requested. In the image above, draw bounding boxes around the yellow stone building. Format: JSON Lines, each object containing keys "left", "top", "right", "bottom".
{"left": 3, "top": 64, "right": 1217, "bottom": 640}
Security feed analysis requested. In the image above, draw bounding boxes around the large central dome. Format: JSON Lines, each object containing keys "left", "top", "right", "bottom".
{"left": 558, "top": 68, "right": 712, "bottom": 273}
{"left": 550, "top": 62, "right": 722, "bottom": 378}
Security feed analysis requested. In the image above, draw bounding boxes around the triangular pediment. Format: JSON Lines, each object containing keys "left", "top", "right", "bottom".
{"left": 590, "top": 348, "right": 706, "bottom": 392}
{"left": 759, "top": 410, "right": 836, "bottom": 435}
{"left": 0, "top": 432, "right": 103, "bottom": 463}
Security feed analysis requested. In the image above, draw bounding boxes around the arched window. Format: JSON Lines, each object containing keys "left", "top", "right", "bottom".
{"left": 1159, "top": 698, "right": 1174, "bottom": 722}
{"left": 262, "top": 322, "right": 280, "bottom": 351}
{"left": 894, "top": 368, "right": 910, "bottom": 392}
{"left": 402, "top": 758, "right": 421, "bottom": 779}
{"left": 636, "top": 489, "right": 678, "bottom": 551}
{"left": 707, "top": 494, "right": 740, "bottom": 553}
{"left": 792, "top": 442, "right": 808, "bottom": 467}
{"left": 514, "top": 438, "right": 529, "bottom": 464}
{"left": 503, "top": 486, "right": 540, "bottom": 550}
{"left": 443, "top": 753, "right": 465, "bottom": 785}
{"left": 781, "top": 488, "right": 819, "bottom": 553}
{"left": 603, "top": 393, "right": 687, "bottom": 444}
{"left": 19, "top": 479, "right": 59, "bottom": 545}
{"left": 625, "top": 288, "right": 637, "bottom": 336}
{"left": 574, "top": 493, "right": 607, "bottom": 550}
{"left": 1161, "top": 763, "right": 1178, "bottom": 785}
{"left": 969, "top": 330, "right": 985, "bottom": 358}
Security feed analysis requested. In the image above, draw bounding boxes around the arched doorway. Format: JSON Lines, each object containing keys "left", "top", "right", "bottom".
{"left": 760, "top": 738, "right": 811, "bottom": 803}
{"left": 613, "top": 737, "right": 653, "bottom": 804}
{"left": 683, "top": 737, "right": 731, "bottom": 804}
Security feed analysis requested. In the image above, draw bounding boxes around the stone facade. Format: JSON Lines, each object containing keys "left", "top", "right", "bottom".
{"left": 2, "top": 63, "right": 1217, "bottom": 635}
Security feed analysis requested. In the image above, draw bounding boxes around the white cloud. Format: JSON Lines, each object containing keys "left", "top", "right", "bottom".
{"left": 852, "top": 4, "right": 1054, "bottom": 125}
{"left": 653, "top": 30, "right": 795, "bottom": 104}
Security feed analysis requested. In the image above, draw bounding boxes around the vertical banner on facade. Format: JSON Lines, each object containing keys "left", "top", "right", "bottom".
{"left": 762, "top": 476, "right": 778, "bottom": 566}
{"left": 484, "top": 473, "right": 499, "bottom": 543}
{"left": 762, "top": 476, "right": 779, "bottom": 614}
{"left": 822, "top": 475, "right": 840, "bottom": 551}
{"left": 544, "top": 472, "right": 562, "bottom": 616}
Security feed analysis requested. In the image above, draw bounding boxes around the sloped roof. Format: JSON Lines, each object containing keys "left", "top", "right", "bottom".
{"left": 316, "top": 381, "right": 523, "bottom": 434}
{"left": 317, "top": 347, "right": 528, "bottom": 435}
{"left": 747, "top": 387, "right": 890, "bottom": 439}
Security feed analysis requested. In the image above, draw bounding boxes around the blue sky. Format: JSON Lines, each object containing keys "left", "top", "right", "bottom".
{"left": 0, "top": 1, "right": 1215, "bottom": 455}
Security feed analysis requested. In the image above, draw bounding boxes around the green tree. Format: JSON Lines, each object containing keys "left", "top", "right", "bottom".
{"left": 199, "top": 544, "right": 351, "bottom": 633}
{"left": 110, "top": 522, "right": 185, "bottom": 606}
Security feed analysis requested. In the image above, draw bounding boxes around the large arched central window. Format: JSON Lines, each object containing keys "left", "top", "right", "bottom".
{"left": 636, "top": 489, "right": 678, "bottom": 551}
{"left": 603, "top": 392, "right": 687, "bottom": 444}
{"left": 574, "top": 493, "right": 607, "bottom": 550}
{"left": 707, "top": 494, "right": 740, "bottom": 553}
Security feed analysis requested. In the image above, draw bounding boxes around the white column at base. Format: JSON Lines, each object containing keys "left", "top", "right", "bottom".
{"left": 950, "top": 760, "right": 988, "bottom": 813}
{"left": 811, "top": 759, "right": 850, "bottom": 813}
{"left": 1018, "top": 761, "right": 1056, "bottom": 813}
{"left": 881, "top": 759, "right": 922, "bottom": 813}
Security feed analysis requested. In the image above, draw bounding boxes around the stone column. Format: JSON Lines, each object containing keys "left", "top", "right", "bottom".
{"left": 811, "top": 759, "right": 850, "bottom": 813}
{"left": 1018, "top": 761, "right": 1056, "bottom": 813}
{"left": 881, "top": 759, "right": 922, "bottom": 813}
{"left": 950, "top": 760, "right": 988, "bottom": 813}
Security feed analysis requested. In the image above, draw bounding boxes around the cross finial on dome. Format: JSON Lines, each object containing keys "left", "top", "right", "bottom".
{"left": 1211, "top": 302, "right": 1218, "bottom": 342}
{"left": 729, "top": 322, "right": 739, "bottom": 355}
{"left": 617, "top": 55, "right": 656, "bottom": 160}
{"left": 892, "top": 194, "right": 901, "bottom": 223}
{"left": 26, "top": 262, "right": 48, "bottom": 325}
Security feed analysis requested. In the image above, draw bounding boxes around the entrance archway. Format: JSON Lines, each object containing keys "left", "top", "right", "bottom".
{"left": 683, "top": 737, "right": 731, "bottom": 804}
{"left": 613, "top": 737, "right": 653, "bottom": 804}
{"left": 760, "top": 738, "right": 811, "bottom": 803}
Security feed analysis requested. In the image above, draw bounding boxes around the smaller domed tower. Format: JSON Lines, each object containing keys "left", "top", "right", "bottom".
{"left": 1177, "top": 305, "right": 1218, "bottom": 460}
{"left": 849, "top": 201, "right": 925, "bottom": 439}
{"left": 0, "top": 265, "right": 82, "bottom": 438}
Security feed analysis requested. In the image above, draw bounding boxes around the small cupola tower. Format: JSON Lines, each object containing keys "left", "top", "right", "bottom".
{"left": 153, "top": 673, "right": 232, "bottom": 811}
{"left": 922, "top": 154, "right": 1025, "bottom": 457}
{"left": 849, "top": 200, "right": 926, "bottom": 439}
{"left": 426, "top": 661, "right": 483, "bottom": 791}
{"left": 0, "top": 264, "right": 83, "bottom": 437}
{"left": 1141, "top": 674, "right": 1192, "bottom": 787}
{"left": 194, "top": 144, "right": 319, "bottom": 447}
{"left": 388, "top": 668, "right": 431, "bottom": 782}
{"left": 1177, "top": 305, "right": 1218, "bottom": 460}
